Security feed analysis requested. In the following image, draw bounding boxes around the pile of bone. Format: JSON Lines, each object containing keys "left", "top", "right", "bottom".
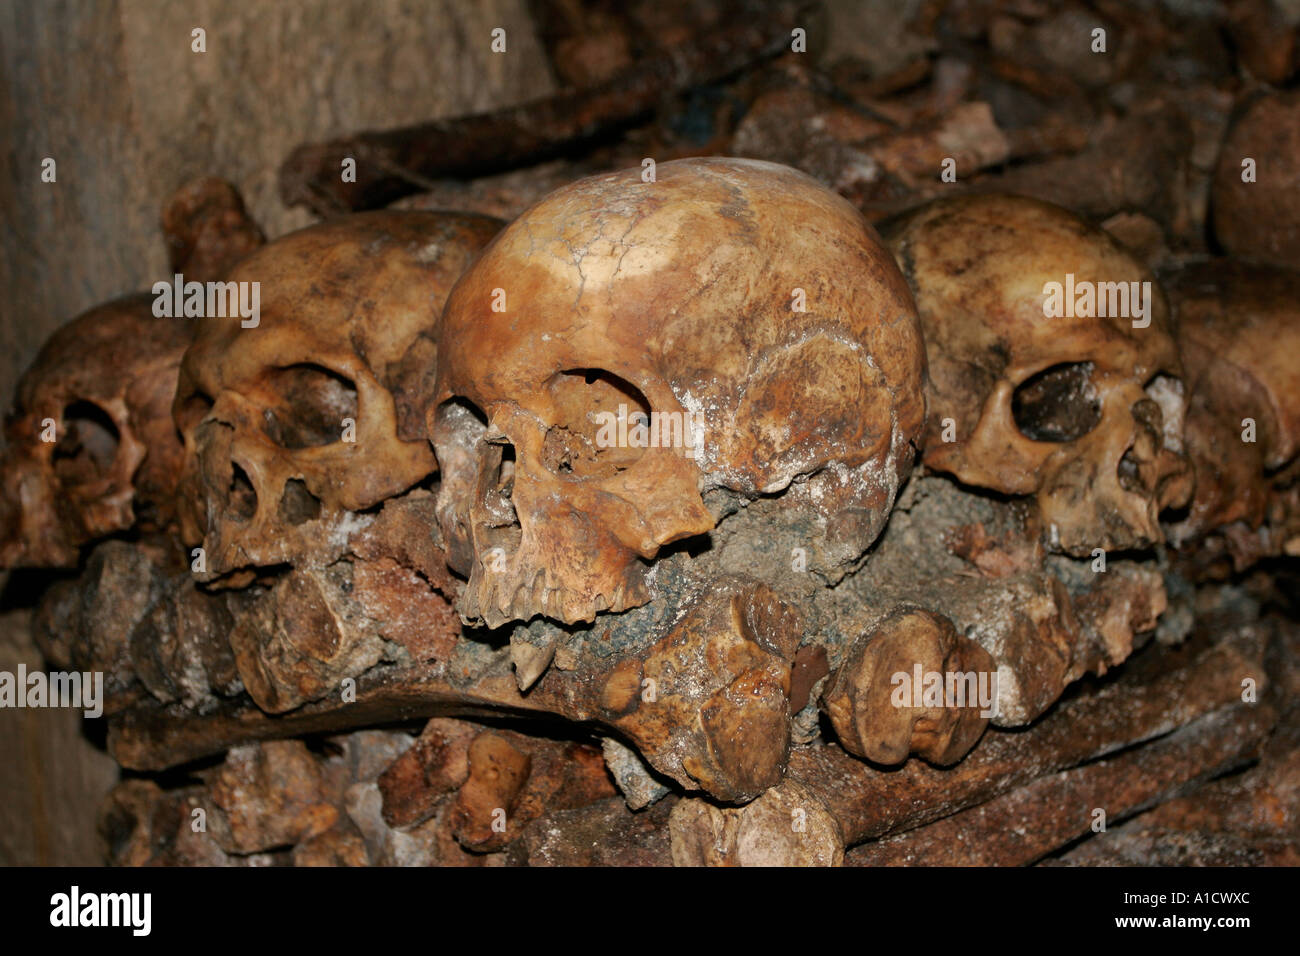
{"left": 3, "top": 150, "right": 1297, "bottom": 865}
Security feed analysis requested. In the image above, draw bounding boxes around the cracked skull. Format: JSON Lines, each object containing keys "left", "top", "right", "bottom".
{"left": 883, "top": 194, "right": 1192, "bottom": 556}
{"left": 431, "top": 157, "right": 925, "bottom": 628}
{"left": 0, "top": 295, "right": 191, "bottom": 568}
{"left": 174, "top": 211, "right": 501, "bottom": 580}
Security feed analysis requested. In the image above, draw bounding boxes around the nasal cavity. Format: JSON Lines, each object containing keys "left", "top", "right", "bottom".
{"left": 227, "top": 462, "right": 258, "bottom": 522}
{"left": 1117, "top": 449, "right": 1143, "bottom": 492}
{"left": 277, "top": 478, "right": 322, "bottom": 526}
{"left": 480, "top": 439, "right": 518, "bottom": 527}
{"left": 1117, "top": 398, "right": 1162, "bottom": 494}
{"left": 494, "top": 441, "right": 516, "bottom": 498}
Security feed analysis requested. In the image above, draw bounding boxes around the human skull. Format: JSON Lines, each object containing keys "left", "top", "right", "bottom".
{"left": 1164, "top": 260, "right": 1300, "bottom": 566}
{"left": 174, "top": 210, "right": 501, "bottom": 580}
{"left": 882, "top": 194, "right": 1192, "bottom": 556}
{"left": 431, "top": 157, "right": 925, "bottom": 628}
{"left": 0, "top": 295, "right": 191, "bottom": 568}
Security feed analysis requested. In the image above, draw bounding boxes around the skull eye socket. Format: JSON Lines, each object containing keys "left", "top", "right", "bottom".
{"left": 544, "top": 369, "right": 651, "bottom": 479}
{"left": 227, "top": 462, "right": 258, "bottom": 522}
{"left": 278, "top": 478, "right": 322, "bottom": 526}
{"left": 52, "top": 400, "right": 120, "bottom": 486}
{"left": 177, "top": 391, "right": 215, "bottom": 434}
{"left": 1142, "top": 373, "right": 1184, "bottom": 453}
{"left": 433, "top": 398, "right": 488, "bottom": 449}
{"left": 1012, "top": 362, "right": 1101, "bottom": 443}
{"left": 260, "top": 364, "right": 358, "bottom": 449}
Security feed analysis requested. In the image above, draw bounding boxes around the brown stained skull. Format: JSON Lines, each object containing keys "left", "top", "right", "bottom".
{"left": 1164, "top": 260, "right": 1300, "bottom": 567}
{"left": 432, "top": 158, "right": 925, "bottom": 628}
{"left": 883, "top": 194, "right": 1192, "bottom": 557}
{"left": 174, "top": 211, "right": 501, "bottom": 580}
{"left": 0, "top": 295, "right": 192, "bottom": 568}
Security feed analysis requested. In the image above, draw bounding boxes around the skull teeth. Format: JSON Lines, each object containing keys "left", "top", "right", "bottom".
{"left": 473, "top": 562, "right": 624, "bottom": 628}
